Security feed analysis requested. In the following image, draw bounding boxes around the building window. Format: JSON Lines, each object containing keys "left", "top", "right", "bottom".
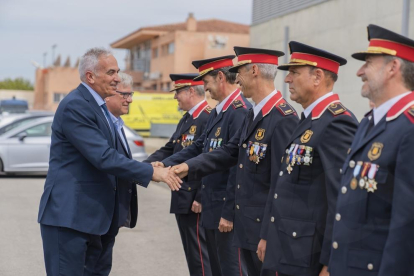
{"left": 166, "top": 82, "right": 171, "bottom": 91}
{"left": 152, "top": 48, "right": 158, "bottom": 58}
{"left": 53, "top": 93, "right": 66, "bottom": 103}
{"left": 168, "top": 42, "right": 175, "bottom": 54}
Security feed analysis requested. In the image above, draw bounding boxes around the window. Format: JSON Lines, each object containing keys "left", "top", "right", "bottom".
{"left": 165, "top": 82, "right": 171, "bottom": 91}
{"left": 18, "top": 122, "right": 52, "bottom": 137}
{"left": 152, "top": 48, "right": 158, "bottom": 58}
{"left": 53, "top": 93, "right": 66, "bottom": 103}
{"left": 168, "top": 42, "right": 175, "bottom": 54}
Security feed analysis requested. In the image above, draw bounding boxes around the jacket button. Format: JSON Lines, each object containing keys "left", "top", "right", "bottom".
{"left": 349, "top": 160, "right": 355, "bottom": 168}
{"left": 202, "top": 185, "right": 205, "bottom": 188}
{"left": 332, "top": 241, "right": 338, "bottom": 249}
{"left": 292, "top": 232, "right": 297, "bottom": 237}
{"left": 237, "top": 185, "right": 240, "bottom": 189}
{"left": 236, "top": 205, "right": 240, "bottom": 209}
{"left": 341, "top": 186, "right": 347, "bottom": 194}
{"left": 114, "top": 187, "right": 117, "bottom": 191}
{"left": 279, "top": 171, "right": 283, "bottom": 176}
{"left": 128, "top": 189, "right": 132, "bottom": 193}
{"left": 367, "top": 263, "right": 374, "bottom": 270}
{"left": 243, "top": 143, "right": 247, "bottom": 148}
{"left": 173, "top": 140, "right": 176, "bottom": 143}
{"left": 271, "top": 217, "right": 275, "bottom": 222}
{"left": 188, "top": 187, "right": 192, "bottom": 191}
{"left": 223, "top": 197, "right": 226, "bottom": 201}
{"left": 256, "top": 218, "right": 260, "bottom": 222}
{"left": 274, "top": 193, "right": 278, "bottom": 199}
{"left": 239, "top": 164, "right": 243, "bottom": 169}
{"left": 339, "top": 168, "right": 343, "bottom": 174}
{"left": 336, "top": 213, "right": 341, "bottom": 221}
{"left": 177, "top": 139, "right": 180, "bottom": 143}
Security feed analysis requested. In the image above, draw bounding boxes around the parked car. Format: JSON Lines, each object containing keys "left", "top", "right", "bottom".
{"left": 0, "top": 111, "right": 55, "bottom": 136}
{"left": 0, "top": 117, "right": 148, "bottom": 175}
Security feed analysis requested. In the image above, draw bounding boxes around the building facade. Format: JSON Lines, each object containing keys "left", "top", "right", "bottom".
{"left": 250, "top": 0, "right": 414, "bottom": 119}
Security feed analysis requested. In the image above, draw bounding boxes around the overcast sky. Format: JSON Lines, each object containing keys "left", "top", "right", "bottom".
{"left": 0, "top": 0, "right": 252, "bottom": 84}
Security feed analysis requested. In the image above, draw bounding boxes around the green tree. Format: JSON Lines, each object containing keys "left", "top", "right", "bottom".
{"left": 0, "top": 78, "right": 34, "bottom": 90}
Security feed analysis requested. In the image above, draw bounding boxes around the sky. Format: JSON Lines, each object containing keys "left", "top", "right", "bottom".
{"left": 0, "top": 0, "right": 252, "bottom": 85}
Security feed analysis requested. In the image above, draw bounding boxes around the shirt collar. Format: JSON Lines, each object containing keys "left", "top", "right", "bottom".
{"left": 373, "top": 91, "right": 412, "bottom": 125}
{"left": 107, "top": 111, "right": 124, "bottom": 128}
{"left": 188, "top": 99, "right": 206, "bottom": 115}
{"left": 82, "top": 82, "right": 105, "bottom": 107}
{"left": 253, "top": 90, "right": 277, "bottom": 119}
{"left": 215, "top": 89, "right": 238, "bottom": 114}
{"left": 303, "top": 92, "right": 334, "bottom": 118}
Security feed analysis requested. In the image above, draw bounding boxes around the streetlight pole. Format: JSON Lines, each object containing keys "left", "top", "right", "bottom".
{"left": 43, "top": 52, "right": 47, "bottom": 68}
{"left": 52, "top": 44, "right": 57, "bottom": 66}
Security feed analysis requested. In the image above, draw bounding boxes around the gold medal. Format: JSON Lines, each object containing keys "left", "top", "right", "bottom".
{"left": 350, "top": 178, "right": 358, "bottom": 190}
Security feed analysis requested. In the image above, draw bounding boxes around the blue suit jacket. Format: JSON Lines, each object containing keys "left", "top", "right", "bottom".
{"left": 38, "top": 84, "right": 153, "bottom": 235}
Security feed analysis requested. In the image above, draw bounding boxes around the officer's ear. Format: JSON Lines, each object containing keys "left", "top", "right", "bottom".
{"left": 312, "top": 68, "right": 323, "bottom": 86}
{"left": 217, "top": 70, "right": 226, "bottom": 83}
{"left": 251, "top": 64, "right": 259, "bottom": 77}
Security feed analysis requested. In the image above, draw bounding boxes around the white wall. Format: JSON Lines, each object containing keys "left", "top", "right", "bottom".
{"left": 250, "top": 0, "right": 414, "bottom": 119}
{"left": 0, "top": 90, "right": 34, "bottom": 109}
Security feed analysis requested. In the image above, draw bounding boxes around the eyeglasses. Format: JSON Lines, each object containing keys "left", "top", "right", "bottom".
{"left": 116, "top": 91, "right": 134, "bottom": 99}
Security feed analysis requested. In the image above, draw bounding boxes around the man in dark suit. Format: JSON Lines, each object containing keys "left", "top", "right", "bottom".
{"left": 172, "top": 47, "right": 299, "bottom": 276}
{"left": 144, "top": 73, "right": 213, "bottom": 276}
{"left": 329, "top": 25, "right": 414, "bottom": 276}
{"left": 260, "top": 42, "right": 358, "bottom": 276}
{"left": 37, "top": 48, "right": 181, "bottom": 276}
{"left": 161, "top": 56, "right": 251, "bottom": 276}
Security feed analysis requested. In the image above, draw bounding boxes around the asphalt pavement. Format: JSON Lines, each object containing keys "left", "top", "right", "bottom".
{"left": 0, "top": 137, "right": 190, "bottom": 276}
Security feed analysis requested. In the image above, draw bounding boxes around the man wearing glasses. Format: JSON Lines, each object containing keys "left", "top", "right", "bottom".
{"left": 144, "top": 73, "right": 213, "bottom": 276}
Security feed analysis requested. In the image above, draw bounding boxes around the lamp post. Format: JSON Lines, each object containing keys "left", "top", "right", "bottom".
{"left": 52, "top": 44, "right": 57, "bottom": 66}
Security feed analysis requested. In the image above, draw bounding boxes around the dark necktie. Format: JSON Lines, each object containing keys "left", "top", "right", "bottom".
{"left": 300, "top": 112, "right": 306, "bottom": 123}
{"left": 101, "top": 103, "right": 117, "bottom": 144}
{"left": 365, "top": 114, "right": 375, "bottom": 137}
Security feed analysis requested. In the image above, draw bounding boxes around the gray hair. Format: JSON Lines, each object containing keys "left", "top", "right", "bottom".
{"left": 79, "top": 47, "right": 113, "bottom": 82}
{"left": 118, "top": 72, "right": 133, "bottom": 88}
{"left": 193, "top": 85, "right": 205, "bottom": 97}
{"left": 384, "top": 55, "right": 414, "bottom": 90}
{"left": 245, "top": 63, "right": 278, "bottom": 80}
{"left": 208, "top": 66, "right": 237, "bottom": 84}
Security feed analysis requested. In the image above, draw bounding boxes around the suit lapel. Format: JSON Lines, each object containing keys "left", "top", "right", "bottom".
{"left": 181, "top": 115, "right": 195, "bottom": 133}
{"left": 350, "top": 117, "right": 387, "bottom": 157}
{"left": 120, "top": 128, "right": 132, "bottom": 158}
{"left": 243, "top": 111, "right": 264, "bottom": 142}
{"left": 289, "top": 115, "right": 312, "bottom": 143}
{"left": 206, "top": 111, "right": 223, "bottom": 136}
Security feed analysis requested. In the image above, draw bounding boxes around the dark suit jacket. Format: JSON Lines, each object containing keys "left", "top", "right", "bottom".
{"left": 163, "top": 90, "right": 251, "bottom": 229}
{"left": 263, "top": 94, "right": 358, "bottom": 276}
{"left": 37, "top": 84, "right": 153, "bottom": 235}
{"left": 182, "top": 91, "right": 298, "bottom": 249}
{"left": 329, "top": 92, "right": 414, "bottom": 276}
{"left": 144, "top": 101, "right": 211, "bottom": 214}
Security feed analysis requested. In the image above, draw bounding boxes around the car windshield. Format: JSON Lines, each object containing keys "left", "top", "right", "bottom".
{"left": 0, "top": 117, "right": 47, "bottom": 135}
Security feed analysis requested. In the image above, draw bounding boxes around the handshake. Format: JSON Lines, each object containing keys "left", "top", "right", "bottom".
{"left": 151, "top": 162, "right": 190, "bottom": 191}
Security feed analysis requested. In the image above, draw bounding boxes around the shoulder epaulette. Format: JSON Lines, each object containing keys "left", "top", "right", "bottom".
{"left": 232, "top": 99, "right": 245, "bottom": 109}
{"left": 403, "top": 105, "right": 414, "bottom": 123}
{"left": 277, "top": 101, "right": 295, "bottom": 116}
{"left": 204, "top": 106, "right": 212, "bottom": 114}
{"left": 327, "top": 103, "right": 347, "bottom": 115}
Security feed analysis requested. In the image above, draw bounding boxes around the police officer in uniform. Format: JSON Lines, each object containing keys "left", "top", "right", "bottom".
{"left": 173, "top": 47, "right": 299, "bottom": 276}
{"left": 329, "top": 25, "right": 414, "bottom": 276}
{"left": 144, "top": 73, "right": 212, "bottom": 276}
{"left": 259, "top": 42, "right": 358, "bottom": 276}
{"left": 162, "top": 56, "right": 251, "bottom": 276}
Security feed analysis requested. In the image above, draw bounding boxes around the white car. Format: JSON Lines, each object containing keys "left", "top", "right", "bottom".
{"left": 0, "top": 117, "right": 148, "bottom": 175}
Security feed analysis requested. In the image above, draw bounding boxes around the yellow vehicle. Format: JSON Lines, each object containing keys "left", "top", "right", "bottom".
{"left": 121, "top": 91, "right": 183, "bottom": 136}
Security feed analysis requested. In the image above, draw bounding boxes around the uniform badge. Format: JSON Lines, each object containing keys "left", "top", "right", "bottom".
{"left": 408, "top": 106, "right": 414, "bottom": 117}
{"left": 300, "top": 130, "right": 313, "bottom": 143}
{"left": 189, "top": 125, "right": 197, "bottom": 135}
{"left": 255, "top": 128, "right": 265, "bottom": 141}
{"left": 368, "top": 142, "right": 383, "bottom": 161}
{"left": 215, "top": 127, "right": 221, "bottom": 137}
{"left": 232, "top": 100, "right": 244, "bottom": 109}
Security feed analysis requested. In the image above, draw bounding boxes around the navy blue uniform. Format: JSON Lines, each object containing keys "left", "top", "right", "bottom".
{"left": 144, "top": 100, "right": 212, "bottom": 276}
{"left": 183, "top": 91, "right": 298, "bottom": 276}
{"left": 163, "top": 89, "right": 251, "bottom": 276}
{"left": 329, "top": 92, "right": 414, "bottom": 276}
{"left": 262, "top": 94, "right": 358, "bottom": 276}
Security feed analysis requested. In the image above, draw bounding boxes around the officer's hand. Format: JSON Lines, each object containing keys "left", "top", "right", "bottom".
{"left": 151, "top": 161, "right": 165, "bottom": 168}
{"left": 152, "top": 166, "right": 182, "bottom": 191}
{"left": 218, "top": 218, "right": 233, "bottom": 232}
{"left": 191, "top": 200, "right": 202, "bottom": 213}
{"left": 173, "top": 163, "right": 189, "bottom": 178}
{"left": 257, "top": 239, "right": 267, "bottom": 262}
{"left": 319, "top": 265, "right": 329, "bottom": 276}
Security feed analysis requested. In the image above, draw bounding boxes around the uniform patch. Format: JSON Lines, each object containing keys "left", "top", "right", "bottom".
{"left": 255, "top": 128, "right": 265, "bottom": 141}
{"left": 300, "top": 130, "right": 313, "bottom": 143}
{"left": 408, "top": 106, "right": 414, "bottom": 117}
{"left": 205, "top": 106, "right": 212, "bottom": 113}
{"left": 368, "top": 142, "right": 383, "bottom": 161}
{"left": 277, "top": 102, "right": 295, "bottom": 116}
{"left": 232, "top": 100, "right": 244, "bottom": 109}
{"left": 215, "top": 127, "right": 221, "bottom": 137}
{"left": 328, "top": 103, "right": 347, "bottom": 115}
{"left": 189, "top": 125, "right": 197, "bottom": 135}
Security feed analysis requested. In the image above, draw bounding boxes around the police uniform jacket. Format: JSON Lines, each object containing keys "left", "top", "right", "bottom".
{"left": 329, "top": 91, "right": 414, "bottom": 276}
{"left": 144, "top": 100, "right": 211, "bottom": 214}
{"left": 262, "top": 94, "right": 358, "bottom": 276}
{"left": 163, "top": 89, "right": 251, "bottom": 229}
{"left": 185, "top": 91, "right": 298, "bottom": 251}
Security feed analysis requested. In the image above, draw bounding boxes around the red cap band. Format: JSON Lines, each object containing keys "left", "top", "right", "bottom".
{"left": 369, "top": 39, "right": 414, "bottom": 62}
{"left": 174, "top": 79, "right": 204, "bottom": 86}
{"left": 198, "top": 58, "right": 234, "bottom": 73}
{"left": 237, "top": 53, "right": 279, "bottom": 65}
{"left": 290, "top": 52, "right": 340, "bottom": 74}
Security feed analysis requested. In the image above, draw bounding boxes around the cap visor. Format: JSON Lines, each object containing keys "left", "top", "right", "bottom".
{"left": 228, "top": 63, "right": 246, "bottom": 73}
{"left": 277, "top": 63, "right": 308, "bottom": 71}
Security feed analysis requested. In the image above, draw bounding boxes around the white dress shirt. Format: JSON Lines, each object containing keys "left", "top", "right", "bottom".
{"left": 253, "top": 90, "right": 278, "bottom": 119}
{"left": 303, "top": 92, "right": 334, "bottom": 118}
{"left": 372, "top": 91, "right": 412, "bottom": 125}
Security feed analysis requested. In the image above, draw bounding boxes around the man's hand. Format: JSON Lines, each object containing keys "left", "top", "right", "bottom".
{"left": 218, "top": 218, "right": 233, "bottom": 233}
{"left": 257, "top": 239, "right": 267, "bottom": 262}
{"left": 152, "top": 166, "right": 182, "bottom": 191}
{"left": 319, "top": 265, "right": 329, "bottom": 276}
{"left": 172, "top": 163, "right": 189, "bottom": 178}
{"left": 191, "top": 200, "right": 202, "bottom": 213}
{"left": 151, "top": 161, "right": 165, "bottom": 168}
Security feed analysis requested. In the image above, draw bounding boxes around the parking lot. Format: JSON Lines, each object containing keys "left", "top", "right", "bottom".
{"left": 0, "top": 138, "right": 190, "bottom": 276}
